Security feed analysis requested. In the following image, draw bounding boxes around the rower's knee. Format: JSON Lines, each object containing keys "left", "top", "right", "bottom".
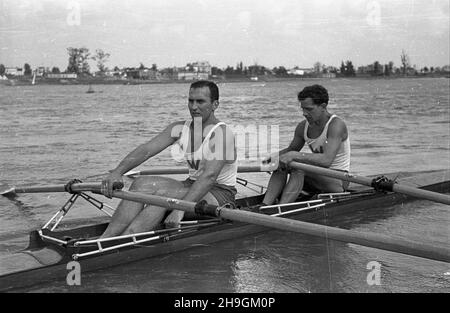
{"left": 130, "top": 176, "right": 152, "bottom": 190}
{"left": 125, "top": 206, "right": 167, "bottom": 234}
{"left": 129, "top": 176, "right": 187, "bottom": 199}
{"left": 130, "top": 176, "right": 180, "bottom": 192}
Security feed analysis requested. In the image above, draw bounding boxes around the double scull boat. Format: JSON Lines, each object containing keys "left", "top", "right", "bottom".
{"left": 0, "top": 165, "right": 449, "bottom": 291}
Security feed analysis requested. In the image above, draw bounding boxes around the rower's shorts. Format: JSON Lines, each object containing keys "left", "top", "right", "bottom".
{"left": 182, "top": 178, "right": 237, "bottom": 207}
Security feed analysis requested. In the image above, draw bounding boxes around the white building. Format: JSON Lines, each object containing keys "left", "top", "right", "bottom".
{"left": 191, "top": 61, "right": 212, "bottom": 75}
{"left": 35, "top": 67, "right": 48, "bottom": 77}
{"left": 287, "top": 67, "right": 314, "bottom": 76}
{"left": 177, "top": 61, "right": 211, "bottom": 80}
{"left": 46, "top": 73, "right": 78, "bottom": 79}
{"left": 5, "top": 67, "right": 23, "bottom": 76}
{"left": 177, "top": 72, "right": 209, "bottom": 80}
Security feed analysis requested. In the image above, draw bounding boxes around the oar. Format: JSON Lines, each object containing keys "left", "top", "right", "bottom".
{"left": 124, "top": 164, "right": 272, "bottom": 177}
{"left": 126, "top": 164, "right": 450, "bottom": 205}
{"left": 0, "top": 164, "right": 271, "bottom": 198}
{"left": 111, "top": 189, "right": 450, "bottom": 263}
{"left": 287, "top": 162, "right": 450, "bottom": 205}
{"left": 83, "top": 165, "right": 272, "bottom": 180}
{"left": 0, "top": 182, "right": 103, "bottom": 198}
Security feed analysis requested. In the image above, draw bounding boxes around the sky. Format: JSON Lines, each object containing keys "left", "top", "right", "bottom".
{"left": 0, "top": 0, "right": 449, "bottom": 71}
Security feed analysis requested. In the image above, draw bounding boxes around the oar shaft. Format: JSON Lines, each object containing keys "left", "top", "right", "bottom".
{"left": 219, "top": 209, "right": 450, "bottom": 263}
{"left": 392, "top": 183, "right": 450, "bottom": 205}
{"left": 9, "top": 183, "right": 101, "bottom": 194}
{"left": 127, "top": 165, "right": 270, "bottom": 176}
{"left": 288, "top": 162, "right": 450, "bottom": 205}
{"left": 112, "top": 190, "right": 450, "bottom": 263}
{"left": 114, "top": 190, "right": 198, "bottom": 212}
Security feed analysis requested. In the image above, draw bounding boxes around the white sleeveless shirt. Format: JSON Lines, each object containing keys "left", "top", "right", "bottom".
{"left": 175, "top": 121, "right": 237, "bottom": 186}
{"left": 303, "top": 115, "right": 351, "bottom": 171}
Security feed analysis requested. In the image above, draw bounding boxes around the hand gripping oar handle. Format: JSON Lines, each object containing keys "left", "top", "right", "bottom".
{"left": 113, "top": 181, "right": 124, "bottom": 190}
{"left": 287, "top": 162, "right": 450, "bottom": 205}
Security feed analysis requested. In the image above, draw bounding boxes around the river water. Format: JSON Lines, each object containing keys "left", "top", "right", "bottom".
{"left": 0, "top": 78, "right": 449, "bottom": 292}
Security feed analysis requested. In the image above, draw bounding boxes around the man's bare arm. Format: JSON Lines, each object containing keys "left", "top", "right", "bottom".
{"left": 285, "top": 121, "right": 306, "bottom": 152}
{"left": 264, "top": 122, "right": 306, "bottom": 165}
{"left": 102, "top": 121, "right": 183, "bottom": 197}
{"left": 280, "top": 118, "right": 347, "bottom": 168}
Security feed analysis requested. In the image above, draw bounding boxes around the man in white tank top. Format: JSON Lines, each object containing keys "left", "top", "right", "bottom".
{"left": 100, "top": 81, "right": 237, "bottom": 237}
{"left": 262, "top": 84, "right": 351, "bottom": 205}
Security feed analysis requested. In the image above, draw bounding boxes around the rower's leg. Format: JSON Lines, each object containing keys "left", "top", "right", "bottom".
{"left": 121, "top": 207, "right": 167, "bottom": 235}
{"left": 101, "top": 193, "right": 145, "bottom": 238}
{"left": 306, "top": 174, "right": 345, "bottom": 193}
{"left": 101, "top": 176, "right": 186, "bottom": 238}
{"left": 122, "top": 180, "right": 219, "bottom": 235}
{"left": 279, "top": 169, "right": 305, "bottom": 204}
{"left": 262, "top": 169, "right": 288, "bottom": 205}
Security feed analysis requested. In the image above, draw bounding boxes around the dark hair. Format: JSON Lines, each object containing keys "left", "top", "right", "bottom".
{"left": 190, "top": 80, "right": 219, "bottom": 102}
{"left": 297, "top": 84, "right": 329, "bottom": 105}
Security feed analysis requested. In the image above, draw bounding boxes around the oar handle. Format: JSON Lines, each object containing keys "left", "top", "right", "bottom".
{"left": 4, "top": 181, "right": 124, "bottom": 196}
{"left": 7, "top": 183, "right": 102, "bottom": 194}
{"left": 113, "top": 182, "right": 124, "bottom": 190}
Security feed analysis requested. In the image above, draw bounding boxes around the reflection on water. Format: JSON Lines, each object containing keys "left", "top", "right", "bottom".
{"left": 1, "top": 78, "right": 449, "bottom": 292}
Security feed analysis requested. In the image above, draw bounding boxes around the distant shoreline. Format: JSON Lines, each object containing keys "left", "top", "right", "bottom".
{"left": 1, "top": 74, "right": 449, "bottom": 86}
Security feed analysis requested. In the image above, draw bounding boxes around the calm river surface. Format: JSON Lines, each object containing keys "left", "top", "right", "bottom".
{"left": 0, "top": 78, "right": 449, "bottom": 292}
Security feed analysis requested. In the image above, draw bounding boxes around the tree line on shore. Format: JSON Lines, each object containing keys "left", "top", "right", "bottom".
{"left": 1, "top": 47, "right": 449, "bottom": 79}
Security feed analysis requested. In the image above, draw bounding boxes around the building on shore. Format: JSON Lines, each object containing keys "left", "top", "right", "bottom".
{"left": 124, "top": 68, "right": 160, "bottom": 80}
{"left": 35, "top": 67, "right": 50, "bottom": 77}
{"left": 5, "top": 67, "right": 24, "bottom": 76}
{"left": 159, "top": 67, "right": 178, "bottom": 80}
{"left": 177, "top": 61, "right": 211, "bottom": 80}
{"left": 287, "top": 67, "right": 314, "bottom": 76}
{"left": 104, "top": 69, "right": 125, "bottom": 78}
{"left": 46, "top": 73, "right": 78, "bottom": 79}
{"left": 177, "top": 72, "right": 209, "bottom": 80}
{"left": 191, "top": 61, "right": 212, "bottom": 75}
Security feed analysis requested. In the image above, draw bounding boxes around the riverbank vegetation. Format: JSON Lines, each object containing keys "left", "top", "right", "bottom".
{"left": 1, "top": 47, "right": 448, "bottom": 86}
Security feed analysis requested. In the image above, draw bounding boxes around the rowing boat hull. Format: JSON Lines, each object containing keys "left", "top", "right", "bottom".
{"left": 1, "top": 170, "right": 449, "bottom": 291}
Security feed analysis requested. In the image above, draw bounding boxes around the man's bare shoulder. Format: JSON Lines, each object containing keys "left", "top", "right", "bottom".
{"left": 211, "top": 124, "right": 235, "bottom": 144}
{"left": 328, "top": 116, "right": 348, "bottom": 139}
{"left": 205, "top": 123, "right": 236, "bottom": 162}
{"left": 330, "top": 116, "right": 348, "bottom": 129}
{"left": 169, "top": 120, "right": 187, "bottom": 128}
{"left": 220, "top": 123, "right": 236, "bottom": 137}
{"left": 164, "top": 120, "right": 187, "bottom": 138}
{"left": 294, "top": 120, "right": 307, "bottom": 136}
